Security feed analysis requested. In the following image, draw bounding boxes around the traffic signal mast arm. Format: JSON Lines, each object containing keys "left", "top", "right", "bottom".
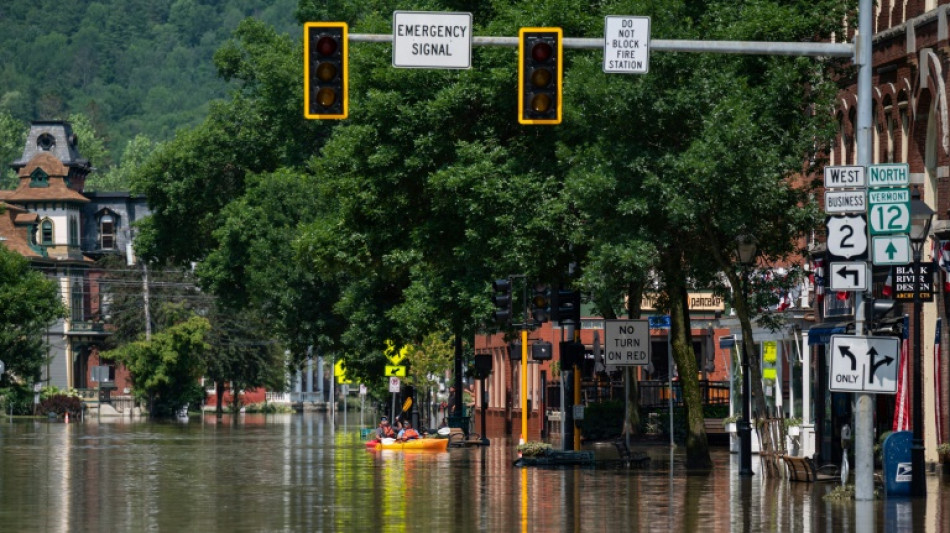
{"left": 343, "top": 33, "right": 851, "bottom": 58}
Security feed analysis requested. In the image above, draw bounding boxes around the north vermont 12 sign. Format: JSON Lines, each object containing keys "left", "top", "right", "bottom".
{"left": 829, "top": 335, "right": 900, "bottom": 393}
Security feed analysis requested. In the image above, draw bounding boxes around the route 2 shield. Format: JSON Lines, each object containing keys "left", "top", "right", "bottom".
{"left": 826, "top": 215, "right": 868, "bottom": 260}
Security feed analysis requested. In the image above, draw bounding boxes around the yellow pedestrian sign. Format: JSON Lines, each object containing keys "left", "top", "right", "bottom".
{"left": 384, "top": 340, "right": 410, "bottom": 366}
{"left": 385, "top": 365, "right": 406, "bottom": 377}
{"left": 334, "top": 359, "right": 346, "bottom": 376}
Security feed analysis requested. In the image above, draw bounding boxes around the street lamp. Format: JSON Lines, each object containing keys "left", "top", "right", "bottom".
{"left": 909, "top": 187, "right": 934, "bottom": 498}
{"left": 736, "top": 235, "right": 757, "bottom": 477}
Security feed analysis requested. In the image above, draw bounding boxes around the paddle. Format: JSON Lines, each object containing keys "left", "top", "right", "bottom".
{"left": 400, "top": 397, "right": 413, "bottom": 417}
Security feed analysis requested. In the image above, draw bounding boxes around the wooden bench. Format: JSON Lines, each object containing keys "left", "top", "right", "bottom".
{"left": 704, "top": 418, "right": 727, "bottom": 435}
{"left": 781, "top": 455, "right": 838, "bottom": 482}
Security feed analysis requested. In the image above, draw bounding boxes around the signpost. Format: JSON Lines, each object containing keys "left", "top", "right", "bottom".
{"left": 825, "top": 215, "right": 868, "bottom": 260}
{"left": 893, "top": 264, "right": 934, "bottom": 301}
{"left": 829, "top": 261, "right": 868, "bottom": 291}
{"left": 392, "top": 11, "right": 472, "bottom": 69}
{"left": 603, "top": 16, "right": 650, "bottom": 74}
{"left": 871, "top": 235, "right": 911, "bottom": 265}
{"left": 829, "top": 335, "right": 900, "bottom": 393}
{"left": 868, "top": 188, "right": 910, "bottom": 235}
{"left": 603, "top": 319, "right": 651, "bottom": 366}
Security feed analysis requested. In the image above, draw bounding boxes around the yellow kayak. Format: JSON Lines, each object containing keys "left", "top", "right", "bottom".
{"left": 369, "top": 438, "right": 449, "bottom": 451}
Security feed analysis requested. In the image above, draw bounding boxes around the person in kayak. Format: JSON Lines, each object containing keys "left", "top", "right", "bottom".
{"left": 376, "top": 417, "right": 396, "bottom": 439}
{"left": 396, "top": 421, "right": 420, "bottom": 441}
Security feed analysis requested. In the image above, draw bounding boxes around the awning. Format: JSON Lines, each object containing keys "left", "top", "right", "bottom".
{"left": 719, "top": 335, "right": 736, "bottom": 349}
{"left": 807, "top": 323, "right": 850, "bottom": 345}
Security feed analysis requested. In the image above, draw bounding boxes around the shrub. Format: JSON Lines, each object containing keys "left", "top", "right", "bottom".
{"left": 37, "top": 394, "right": 83, "bottom": 417}
{"left": 517, "top": 441, "right": 552, "bottom": 457}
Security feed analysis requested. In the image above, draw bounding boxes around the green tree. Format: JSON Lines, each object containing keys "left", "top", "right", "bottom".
{"left": 105, "top": 314, "right": 210, "bottom": 418}
{"left": 0, "top": 246, "right": 66, "bottom": 386}
{"left": 0, "top": 110, "right": 26, "bottom": 189}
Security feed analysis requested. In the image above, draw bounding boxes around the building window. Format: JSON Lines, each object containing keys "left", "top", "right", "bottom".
{"left": 68, "top": 218, "right": 78, "bottom": 246}
{"left": 29, "top": 169, "right": 50, "bottom": 188}
{"left": 41, "top": 220, "right": 53, "bottom": 245}
{"left": 100, "top": 214, "right": 115, "bottom": 250}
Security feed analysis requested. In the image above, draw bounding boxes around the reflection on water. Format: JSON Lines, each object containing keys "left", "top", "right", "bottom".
{"left": 0, "top": 414, "right": 947, "bottom": 532}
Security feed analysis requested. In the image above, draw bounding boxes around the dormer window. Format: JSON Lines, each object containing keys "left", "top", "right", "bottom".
{"left": 30, "top": 168, "right": 50, "bottom": 188}
{"left": 41, "top": 219, "right": 53, "bottom": 245}
{"left": 99, "top": 214, "right": 115, "bottom": 250}
{"left": 37, "top": 133, "right": 56, "bottom": 151}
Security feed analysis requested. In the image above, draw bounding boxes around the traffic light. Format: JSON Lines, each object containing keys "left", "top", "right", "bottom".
{"left": 531, "top": 341, "right": 553, "bottom": 361}
{"left": 559, "top": 341, "right": 585, "bottom": 367}
{"left": 491, "top": 278, "right": 513, "bottom": 325}
{"left": 866, "top": 297, "right": 902, "bottom": 335}
{"left": 304, "top": 22, "right": 348, "bottom": 119}
{"left": 473, "top": 353, "right": 493, "bottom": 379}
{"left": 531, "top": 283, "right": 551, "bottom": 323}
{"left": 518, "top": 27, "right": 562, "bottom": 125}
{"left": 553, "top": 287, "right": 581, "bottom": 325}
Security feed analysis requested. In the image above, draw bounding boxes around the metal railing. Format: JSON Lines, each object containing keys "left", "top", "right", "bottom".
{"left": 545, "top": 379, "right": 730, "bottom": 410}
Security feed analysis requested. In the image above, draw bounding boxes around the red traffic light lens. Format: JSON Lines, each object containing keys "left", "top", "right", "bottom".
{"left": 316, "top": 36, "right": 338, "bottom": 57}
{"left": 531, "top": 94, "right": 552, "bottom": 113}
{"left": 531, "top": 42, "right": 552, "bottom": 62}
{"left": 530, "top": 68, "right": 552, "bottom": 88}
{"left": 316, "top": 62, "right": 337, "bottom": 82}
{"left": 317, "top": 87, "right": 337, "bottom": 107}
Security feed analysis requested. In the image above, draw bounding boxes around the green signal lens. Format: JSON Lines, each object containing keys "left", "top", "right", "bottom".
{"left": 531, "top": 94, "right": 552, "bottom": 113}
{"left": 316, "top": 62, "right": 337, "bottom": 82}
{"left": 317, "top": 87, "right": 337, "bottom": 107}
{"left": 530, "top": 68, "right": 552, "bottom": 88}
{"left": 316, "top": 36, "right": 338, "bottom": 57}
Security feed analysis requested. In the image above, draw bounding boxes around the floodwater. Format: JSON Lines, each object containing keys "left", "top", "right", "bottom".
{"left": 0, "top": 413, "right": 947, "bottom": 532}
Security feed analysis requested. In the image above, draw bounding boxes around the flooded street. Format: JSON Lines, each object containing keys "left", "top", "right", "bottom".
{"left": 1, "top": 413, "right": 947, "bottom": 532}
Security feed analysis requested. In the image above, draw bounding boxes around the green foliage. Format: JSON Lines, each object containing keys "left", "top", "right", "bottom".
{"left": 0, "top": 246, "right": 67, "bottom": 383}
{"left": 516, "top": 441, "right": 552, "bottom": 457}
{"left": 0, "top": 385, "right": 36, "bottom": 416}
{"left": 104, "top": 314, "right": 210, "bottom": 418}
{"left": 0, "top": 0, "right": 300, "bottom": 162}
{"left": 0, "top": 109, "right": 26, "bottom": 188}
{"left": 243, "top": 402, "right": 294, "bottom": 414}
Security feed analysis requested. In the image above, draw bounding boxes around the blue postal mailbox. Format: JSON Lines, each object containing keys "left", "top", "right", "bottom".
{"left": 882, "top": 431, "right": 913, "bottom": 497}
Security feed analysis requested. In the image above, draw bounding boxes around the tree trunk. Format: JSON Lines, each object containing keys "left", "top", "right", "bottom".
{"left": 666, "top": 254, "right": 712, "bottom": 469}
{"left": 726, "top": 269, "right": 769, "bottom": 419}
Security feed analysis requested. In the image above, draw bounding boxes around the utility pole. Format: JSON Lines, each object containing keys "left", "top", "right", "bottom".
{"left": 142, "top": 263, "right": 151, "bottom": 341}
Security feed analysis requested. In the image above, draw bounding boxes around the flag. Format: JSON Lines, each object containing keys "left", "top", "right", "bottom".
{"left": 883, "top": 271, "right": 893, "bottom": 298}
{"left": 936, "top": 318, "right": 944, "bottom": 444}
{"left": 893, "top": 316, "right": 911, "bottom": 432}
{"left": 813, "top": 258, "right": 825, "bottom": 303}
{"left": 939, "top": 240, "right": 950, "bottom": 292}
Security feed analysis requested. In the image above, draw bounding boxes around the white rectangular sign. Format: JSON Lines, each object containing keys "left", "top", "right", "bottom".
{"left": 603, "top": 16, "right": 650, "bottom": 74}
{"left": 872, "top": 235, "right": 911, "bottom": 265}
{"left": 825, "top": 190, "right": 866, "bottom": 213}
{"left": 829, "top": 261, "right": 868, "bottom": 291}
{"left": 603, "top": 319, "right": 651, "bottom": 366}
{"left": 829, "top": 335, "right": 900, "bottom": 393}
{"left": 392, "top": 11, "right": 472, "bottom": 69}
{"left": 868, "top": 163, "right": 909, "bottom": 188}
{"left": 388, "top": 377, "right": 401, "bottom": 393}
{"left": 823, "top": 165, "right": 866, "bottom": 189}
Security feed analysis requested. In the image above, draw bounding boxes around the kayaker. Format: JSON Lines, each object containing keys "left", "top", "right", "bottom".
{"left": 396, "top": 421, "right": 420, "bottom": 441}
{"left": 376, "top": 417, "right": 396, "bottom": 439}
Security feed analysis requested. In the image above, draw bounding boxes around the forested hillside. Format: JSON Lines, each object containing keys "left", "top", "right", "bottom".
{"left": 0, "top": 0, "right": 299, "bottom": 164}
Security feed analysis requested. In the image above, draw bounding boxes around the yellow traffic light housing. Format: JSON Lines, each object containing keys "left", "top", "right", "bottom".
{"left": 304, "top": 22, "right": 348, "bottom": 119}
{"left": 518, "top": 27, "right": 562, "bottom": 125}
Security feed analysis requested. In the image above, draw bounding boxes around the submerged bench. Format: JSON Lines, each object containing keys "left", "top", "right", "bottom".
{"left": 781, "top": 455, "right": 838, "bottom": 482}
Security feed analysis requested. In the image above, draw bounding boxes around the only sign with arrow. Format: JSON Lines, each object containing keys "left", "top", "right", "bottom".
{"left": 829, "top": 261, "right": 868, "bottom": 291}
{"left": 829, "top": 334, "right": 900, "bottom": 393}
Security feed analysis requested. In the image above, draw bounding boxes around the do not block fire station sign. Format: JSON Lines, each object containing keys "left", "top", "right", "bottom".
{"left": 829, "top": 335, "right": 900, "bottom": 394}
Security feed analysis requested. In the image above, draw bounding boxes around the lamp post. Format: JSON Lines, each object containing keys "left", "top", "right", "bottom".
{"left": 909, "top": 187, "right": 934, "bottom": 498}
{"left": 736, "top": 235, "right": 757, "bottom": 477}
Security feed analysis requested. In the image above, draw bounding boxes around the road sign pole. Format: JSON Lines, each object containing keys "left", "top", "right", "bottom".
{"left": 854, "top": 0, "right": 874, "bottom": 503}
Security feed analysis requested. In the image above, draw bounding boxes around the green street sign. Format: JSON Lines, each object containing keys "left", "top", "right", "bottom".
{"left": 868, "top": 163, "right": 909, "bottom": 188}
{"left": 871, "top": 235, "right": 911, "bottom": 265}
{"left": 868, "top": 188, "right": 910, "bottom": 235}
